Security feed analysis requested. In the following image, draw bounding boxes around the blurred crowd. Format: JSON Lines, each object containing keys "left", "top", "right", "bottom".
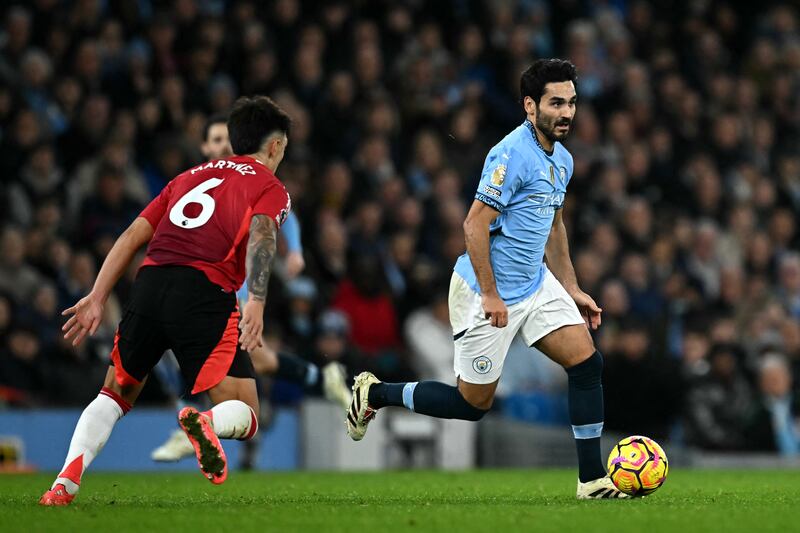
{"left": 0, "top": 0, "right": 799, "bottom": 455}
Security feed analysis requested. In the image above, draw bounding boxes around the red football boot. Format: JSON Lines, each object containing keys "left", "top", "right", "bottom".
{"left": 39, "top": 484, "right": 75, "bottom": 506}
{"left": 178, "top": 407, "right": 228, "bottom": 484}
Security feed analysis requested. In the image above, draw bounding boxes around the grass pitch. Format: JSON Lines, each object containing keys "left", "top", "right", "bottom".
{"left": 2, "top": 469, "right": 798, "bottom": 532}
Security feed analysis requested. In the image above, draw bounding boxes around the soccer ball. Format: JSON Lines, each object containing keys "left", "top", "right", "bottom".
{"left": 607, "top": 435, "right": 669, "bottom": 496}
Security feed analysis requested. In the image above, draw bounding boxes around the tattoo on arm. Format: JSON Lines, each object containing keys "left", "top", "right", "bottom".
{"left": 245, "top": 214, "right": 278, "bottom": 301}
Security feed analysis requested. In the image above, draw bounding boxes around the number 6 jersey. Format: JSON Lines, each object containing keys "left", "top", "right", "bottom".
{"left": 138, "top": 155, "right": 291, "bottom": 292}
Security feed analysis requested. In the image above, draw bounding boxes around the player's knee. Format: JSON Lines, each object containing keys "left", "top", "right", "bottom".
{"left": 101, "top": 377, "right": 139, "bottom": 409}
{"left": 462, "top": 402, "right": 489, "bottom": 421}
{"left": 458, "top": 389, "right": 493, "bottom": 416}
{"left": 565, "top": 350, "right": 603, "bottom": 389}
{"left": 237, "top": 404, "right": 259, "bottom": 440}
{"left": 235, "top": 393, "right": 259, "bottom": 420}
{"left": 458, "top": 381, "right": 496, "bottom": 412}
{"left": 100, "top": 366, "right": 144, "bottom": 412}
{"left": 555, "top": 330, "right": 596, "bottom": 369}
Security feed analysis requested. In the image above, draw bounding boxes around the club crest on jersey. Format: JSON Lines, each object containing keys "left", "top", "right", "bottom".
{"left": 491, "top": 164, "right": 507, "bottom": 186}
{"left": 560, "top": 166, "right": 566, "bottom": 182}
{"left": 472, "top": 356, "right": 492, "bottom": 374}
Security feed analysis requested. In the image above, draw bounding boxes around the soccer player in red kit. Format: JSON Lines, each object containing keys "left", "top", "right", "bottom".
{"left": 40, "top": 96, "right": 292, "bottom": 505}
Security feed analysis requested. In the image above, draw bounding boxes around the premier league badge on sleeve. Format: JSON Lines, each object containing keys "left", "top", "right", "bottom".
{"left": 491, "top": 164, "right": 507, "bottom": 186}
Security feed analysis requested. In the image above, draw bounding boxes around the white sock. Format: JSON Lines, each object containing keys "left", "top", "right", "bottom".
{"left": 52, "top": 388, "right": 129, "bottom": 494}
{"left": 206, "top": 400, "right": 257, "bottom": 440}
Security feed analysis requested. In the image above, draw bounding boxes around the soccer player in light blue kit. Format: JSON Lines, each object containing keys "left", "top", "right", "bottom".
{"left": 347, "top": 59, "right": 627, "bottom": 499}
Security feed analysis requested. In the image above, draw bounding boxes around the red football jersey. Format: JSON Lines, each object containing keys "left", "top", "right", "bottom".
{"left": 138, "top": 156, "right": 291, "bottom": 292}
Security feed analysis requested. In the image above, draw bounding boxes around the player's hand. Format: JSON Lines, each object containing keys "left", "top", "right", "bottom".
{"left": 285, "top": 251, "right": 305, "bottom": 279}
{"left": 62, "top": 292, "right": 104, "bottom": 346}
{"left": 482, "top": 292, "right": 508, "bottom": 328}
{"left": 570, "top": 289, "right": 602, "bottom": 330}
{"left": 239, "top": 299, "right": 265, "bottom": 352}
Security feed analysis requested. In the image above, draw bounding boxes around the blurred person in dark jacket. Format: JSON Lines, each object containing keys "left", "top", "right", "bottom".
{"left": 744, "top": 353, "right": 799, "bottom": 456}
{"left": 0, "top": 324, "right": 46, "bottom": 406}
{"left": 685, "top": 344, "right": 755, "bottom": 451}
{"left": 0, "top": 226, "right": 41, "bottom": 304}
{"left": 603, "top": 320, "right": 683, "bottom": 441}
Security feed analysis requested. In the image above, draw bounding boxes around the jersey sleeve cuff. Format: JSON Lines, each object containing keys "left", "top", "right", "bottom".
{"left": 474, "top": 193, "right": 505, "bottom": 213}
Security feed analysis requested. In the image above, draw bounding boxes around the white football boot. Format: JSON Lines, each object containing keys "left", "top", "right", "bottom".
{"left": 151, "top": 428, "right": 195, "bottom": 462}
{"left": 576, "top": 475, "right": 631, "bottom": 499}
{"left": 322, "top": 362, "right": 352, "bottom": 411}
{"left": 345, "top": 371, "right": 380, "bottom": 441}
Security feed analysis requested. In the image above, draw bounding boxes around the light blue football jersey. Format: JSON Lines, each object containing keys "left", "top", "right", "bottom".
{"left": 454, "top": 120, "right": 574, "bottom": 305}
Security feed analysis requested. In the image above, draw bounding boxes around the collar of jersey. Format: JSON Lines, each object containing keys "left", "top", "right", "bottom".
{"left": 524, "top": 119, "right": 554, "bottom": 157}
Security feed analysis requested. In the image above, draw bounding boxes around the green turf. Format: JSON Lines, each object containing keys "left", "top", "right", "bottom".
{"left": 2, "top": 469, "right": 799, "bottom": 532}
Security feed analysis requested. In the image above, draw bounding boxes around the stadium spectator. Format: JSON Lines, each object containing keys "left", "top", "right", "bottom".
{"left": 0, "top": 226, "right": 41, "bottom": 304}
{"left": 403, "top": 291, "right": 453, "bottom": 383}
{"left": 685, "top": 344, "right": 756, "bottom": 451}
{"left": 745, "top": 353, "right": 800, "bottom": 455}
{"left": 0, "top": 324, "right": 45, "bottom": 406}
{"left": 603, "top": 320, "right": 684, "bottom": 441}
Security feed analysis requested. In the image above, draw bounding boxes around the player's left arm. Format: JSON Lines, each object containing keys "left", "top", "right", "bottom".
{"left": 544, "top": 208, "right": 602, "bottom": 330}
{"left": 281, "top": 211, "right": 305, "bottom": 279}
{"left": 239, "top": 214, "right": 278, "bottom": 352}
{"left": 62, "top": 217, "right": 155, "bottom": 345}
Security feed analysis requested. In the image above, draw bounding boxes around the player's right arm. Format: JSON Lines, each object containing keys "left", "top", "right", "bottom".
{"left": 463, "top": 200, "right": 508, "bottom": 328}
{"left": 62, "top": 217, "right": 155, "bottom": 346}
{"left": 63, "top": 179, "right": 174, "bottom": 346}
{"left": 239, "top": 214, "right": 279, "bottom": 352}
{"left": 464, "top": 145, "right": 525, "bottom": 328}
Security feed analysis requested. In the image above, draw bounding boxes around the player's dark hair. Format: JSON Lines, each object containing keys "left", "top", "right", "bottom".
{"left": 227, "top": 96, "right": 292, "bottom": 155}
{"left": 202, "top": 112, "right": 228, "bottom": 142}
{"left": 520, "top": 59, "right": 578, "bottom": 105}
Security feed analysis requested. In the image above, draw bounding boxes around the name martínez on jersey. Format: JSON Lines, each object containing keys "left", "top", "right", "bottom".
{"left": 190, "top": 159, "right": 257, "bottom": 176}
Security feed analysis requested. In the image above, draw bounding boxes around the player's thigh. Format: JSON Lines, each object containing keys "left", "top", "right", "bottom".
{"left": 165, "top": 269, "right": 256, "bottom": 397}
{"left": 101, "top": 365, "right": 148, "bottom": 406}
{"left": 107, "top": 309, "right": 169, "bottom": 404}
{"left": 169, "top": 312, "right": 246, "bottom": 399}
{"left": 457, "top": 377, "right": 500, "bottom": 410}
{"left": 451, "top": 282, "right": 519, "bottom": 385}
{"left": 207, "top": 375, "right": 259, "bottom": 417}
{"left": 533, "top": 324, "right": 595, "bottom": 368}
{"left": 249, "top": 343, "right": 278, "bottom": 375}
{"left": 519, "top": 271, "right": 592, "bottom": 368}
{"left": 454, "top": 322, "right": 517, "bottom": 387}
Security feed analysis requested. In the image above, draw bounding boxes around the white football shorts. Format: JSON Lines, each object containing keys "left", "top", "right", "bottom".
{"left": 449, "top": 269, "right": 585, "bottom": 384}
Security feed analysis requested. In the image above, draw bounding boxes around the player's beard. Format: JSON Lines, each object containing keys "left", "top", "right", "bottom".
{"left": 535, "top": 112, "right": 571, "bottom": 143}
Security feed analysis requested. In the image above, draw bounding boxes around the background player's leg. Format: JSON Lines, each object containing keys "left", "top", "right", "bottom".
{"left": 535, "top": 324, "right": 607, "bottom": 482}
{"left": 46, "top": 367, "right": 146, "bottom": 500}
{"left": 251, "top": 345, "right": 351, "bottom": 409}
{"left": 252, "top": 345, "right": 318, "bottom": 388}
